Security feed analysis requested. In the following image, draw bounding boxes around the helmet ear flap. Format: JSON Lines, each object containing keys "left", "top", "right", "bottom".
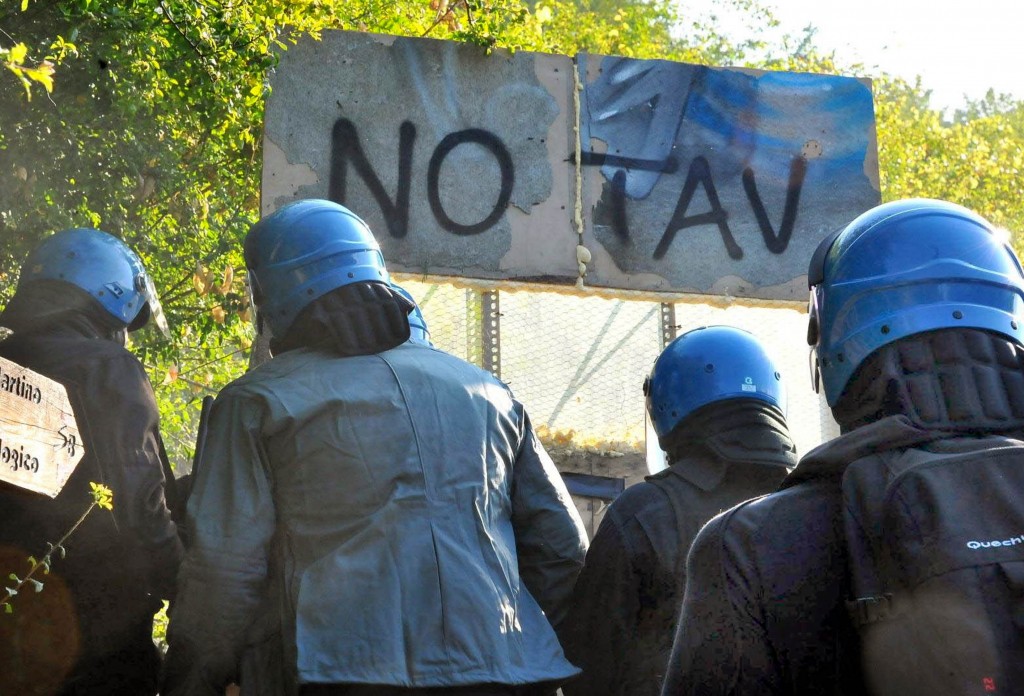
{"left": 124, "top": 272, "right": 151, "bottom": 331}
{"left": 807, "top": 290, "right": 823, "bottom": 393}
{"left": 806, "top": 314, "right": 819, "bottom": 347}
{"left": 808, "top": 348, "right": 821, "bottom": 394}
{"left": 128, "top": 303, "right": 150, "bottom": 332}
{"left": 808, "top": 226, "right": 843, "bottom": 289}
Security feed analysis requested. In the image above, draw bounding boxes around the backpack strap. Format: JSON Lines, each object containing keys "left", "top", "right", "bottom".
{"left": 842, "top": 451, "right": 896, "bottom": 611}
{"left": 646, "top": 472, "right": 698, "bottom": 561}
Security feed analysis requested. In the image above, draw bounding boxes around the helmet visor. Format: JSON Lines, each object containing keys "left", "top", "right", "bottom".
{"left": 246, "top": 271, "right": 259, "bottom": 329}
{"left": 143, "top": 274, "right": 170, "bottom": 337}
{"left": 807, "top": 289, "right": 821, "bottom": 393}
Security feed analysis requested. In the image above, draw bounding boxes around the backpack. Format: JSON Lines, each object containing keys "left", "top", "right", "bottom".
{"left": 842, "top": 439, "right": 1024, "bottom": 696}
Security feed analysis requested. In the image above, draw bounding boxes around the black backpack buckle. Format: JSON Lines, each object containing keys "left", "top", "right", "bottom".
{"left": 846, "top": 593, "right": 899, "bottom": 627}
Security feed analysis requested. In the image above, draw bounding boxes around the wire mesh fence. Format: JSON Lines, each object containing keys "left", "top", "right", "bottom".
{"left": 395, "top": 276, "right": 840, "bottom": 465}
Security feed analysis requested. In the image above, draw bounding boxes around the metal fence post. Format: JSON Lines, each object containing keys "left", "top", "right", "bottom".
{"left": 660, "top": 302, "right": 678, "bottom": 349}
{"left": 481, "top": 291, "right": 501, "bottom": 380}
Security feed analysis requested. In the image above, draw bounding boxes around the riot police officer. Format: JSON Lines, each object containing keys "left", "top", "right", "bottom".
{"left": 0, "top": 228, "right": 182, "bottom": 695}
{"left": 163, "top": 199, "right": 588, "bottom": 696}
{"left": 564, "top": 326, "right": 795, "bottom": 696}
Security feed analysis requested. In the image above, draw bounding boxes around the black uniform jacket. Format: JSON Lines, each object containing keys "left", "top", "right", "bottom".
{"left": 563, "top": 457, "right": 790, "bottom": 696}
{"left": 659, "top": 416, "right": 961, "bottom": 696}
{"left": 0, "top": 320, "right": 183, "bottom": 694}
{"left": 563, "top": 402, "right": 796, "bottom": 696}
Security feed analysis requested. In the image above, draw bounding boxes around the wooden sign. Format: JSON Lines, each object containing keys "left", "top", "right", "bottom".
{"left": 0, "top": 356, "right": 83, "bottom": 497}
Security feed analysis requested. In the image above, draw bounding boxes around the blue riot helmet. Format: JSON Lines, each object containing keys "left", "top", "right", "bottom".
{"left": 807, "top": 198, "right": 1024, "bottom": 406}
{"left": 19, "top": 228, "right": 169, "bottom": 335}
{"left": 644, "top": 325, "right": 786, "bottom": 447}
{"left": 244, "top": 199, "right": 389, "bottom": 338}
{"left": 392, "top": 285, "right": 432, "bottom": 346}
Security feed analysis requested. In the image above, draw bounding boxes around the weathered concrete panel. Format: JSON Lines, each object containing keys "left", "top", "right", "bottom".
{"left": 579, "top": 54, "right": 880, "bottom": 302}
{"left": 264, "top": 31, "right": 880, "bottom": 301}
{"left": 264, "top": 31, "right": 578, "bottom": 281}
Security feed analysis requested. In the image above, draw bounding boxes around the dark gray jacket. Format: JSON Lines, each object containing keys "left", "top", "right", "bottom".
{"left": 0, "top": 318, "right": 183, "bottom": 695}
{"left": 659, "top": 416, "right": 1017, "bottom": 695}
{"left": 563, "top": 403, "right": 795, "bottom": 696}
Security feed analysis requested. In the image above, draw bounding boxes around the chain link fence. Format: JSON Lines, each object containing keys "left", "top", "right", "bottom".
{"left": 395, "top": 276, "right": 840, "bottom": 465}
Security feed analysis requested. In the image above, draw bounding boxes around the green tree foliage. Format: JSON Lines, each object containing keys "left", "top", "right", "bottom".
{"left": 876, "top": 80, "right": 1024, "bottom": 241}
{"left": 1, "top": 0, "right": 1022, "bottom": 466}
{"left": 1, "top": 40, "right": 56, "bottom": 99}
{"left": 524, "top": 0, "right": 677, "bottom": 58}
